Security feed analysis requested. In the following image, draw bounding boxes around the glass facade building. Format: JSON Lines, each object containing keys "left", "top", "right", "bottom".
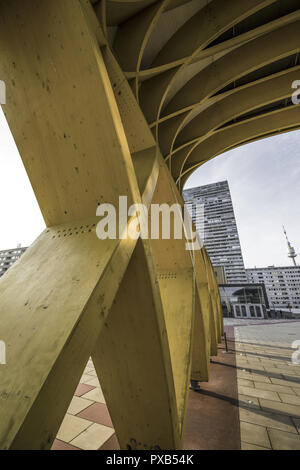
{"left": 219, "top": 284, "right": 269, "bottom": 318}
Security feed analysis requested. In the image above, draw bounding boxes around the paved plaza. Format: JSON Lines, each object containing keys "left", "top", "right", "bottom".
{"left": 232, "top": 319, "right": 300, "bottom": 450}
{"left": 51, "top": 319, "right": 300, "bottom": 450}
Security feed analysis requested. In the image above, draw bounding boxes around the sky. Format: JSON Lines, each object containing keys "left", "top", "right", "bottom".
{"left": 185, "top": 129, "right": 300, "bottom": 268}
{"left": 0, "top": 105, "right": 299, "bottom": 268}
{"left": 0, "top": 108, "right": 45, "bottom": 249}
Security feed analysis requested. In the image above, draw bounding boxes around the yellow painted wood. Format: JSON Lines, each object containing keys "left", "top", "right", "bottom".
{"left": 113, "top": 0, "right": 165, "bottom": 72}
{"left": 151, "top": 0, "right": 276, "bottom": 68}
{"left": 139, "top": 0, "right": 277, "bottom": 123}
{"left": 80, "top": 2, "right": 161, "bottom": 208}
{"left": 88, "top": 0, "right": 300, "bottom": 188}
{"left": 203, "top": 247, "right": 222, "bottom": 345}
{"left": 164, "top": 66, "right": 300, "bottom": 163}
{"left": 181, "top": 105, "right": 300, "bottom": 181}
{"left": 191, "top": 250, "right": 214, "bottom": 382}
{"left": 126, "top": 8, "right": 300, "bottom": 83}
{"left": 200, "top": 253, "right": 218, "bottom": 357}
{"left": 0, "top": 0, "right": 163, "bottom": 450}
{"left": 157, "top": 268, "right": 194, "bottom": 436}
{"left": 162, "top": 20, "right": 300, "bottom": 119}
{"left": 209, "top": 300, "right": 219, "bottom": 356}
{"left": 0, "top": 0, "right": 140, "bottom": 226}
{"left": 204, "top": 248, "right": 224, "bottom": 342}
{"left": 132, "top": 147, "right": 160, "bottom": 207}
{"left": 92, "top": 238, "right": 180, "bottom": 450}
{"left": 191, "top": 290, "right": 210, "bottom": 382}
{"left": 0, "top": 220, "right": 137, "bottom": 449}
{"left": 147, "top": 157, "right": 219, "bottom": 390}
{"left": 206, "top": 254, "right": 224, "bottom": 338}
{"left": 100, "top": 45, "right": 157, "bottom": 155}
{"left": 0, "top": 0, "right": 294, "bottom": 451}
{"left": 148, "top": 158, "right": 196, "bottom": 440}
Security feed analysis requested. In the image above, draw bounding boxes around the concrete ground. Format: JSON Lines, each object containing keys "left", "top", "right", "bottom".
{"left": 51, "top": 319, "right": 300, "bottom": 450}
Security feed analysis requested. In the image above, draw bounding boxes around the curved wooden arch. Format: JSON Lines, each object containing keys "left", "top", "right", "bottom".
{"left": 162, "top": 20, "right": 300, "bottom": 118}
{"left": 180, "top": 70, "right": 298, "bottom": 142}
{"left": 0, "top": 0, "right": 300, "bottom": 450}
{"left": 113, "top": 0, "right": 170, "bottom": 98}
{"left": 167, "top": 66, "right": 300, "bottom": 176}
{"left": 159, "top": 66, "right": 299, "bottom": 159}
{"left": 178, "top": 106, "right": 300, "bottom": 186}
{"left": 139, "top": 0, "right": 275, "bottom": 124}
{"left": 150, "top": 17, "right": 300, "bottom": 161}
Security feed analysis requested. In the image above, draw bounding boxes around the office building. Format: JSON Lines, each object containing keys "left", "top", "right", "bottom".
{"left": 246, "top": 266, "right": 300, "bottom": 311}
{"left": 0, "top": 246, "right": 27, "bottom": 278}
{"left": 183, "top": 181, "right": 247, "bottom": 284}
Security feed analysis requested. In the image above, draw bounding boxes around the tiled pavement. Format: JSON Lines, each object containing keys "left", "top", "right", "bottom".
{"left": 52, "top": 319, "right": 300, "bottom": 450}
{"left": 52, "top": 358, "right": 119, "bottom": 450}
{"left": 232, "top": 320, "right": 300, "bottom": 450}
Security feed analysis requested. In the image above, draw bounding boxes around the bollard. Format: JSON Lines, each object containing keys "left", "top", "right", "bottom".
{"left": 224, "top": 332, "right": 228, "bottom": 352}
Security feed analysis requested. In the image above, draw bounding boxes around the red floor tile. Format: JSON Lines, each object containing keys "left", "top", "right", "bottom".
{"left": 77, "top": 402, "right": 114, "bottom": 428}
{"left": 98, "top": 434, "right": 120, "bottom": 450}
{"left": 74, "top": 383, "right": 95, "bottom": 397}
{"left": 51, "top": 439, "right": 81, "bottom": 450}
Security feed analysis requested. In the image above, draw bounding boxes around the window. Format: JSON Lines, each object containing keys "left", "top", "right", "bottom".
{"left": 255, "top": 306, "right": 262, "bottom": 318}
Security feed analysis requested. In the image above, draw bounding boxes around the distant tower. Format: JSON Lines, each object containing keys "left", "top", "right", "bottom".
{"left": 283, "top": 226, "right": 297, "bottom": 266}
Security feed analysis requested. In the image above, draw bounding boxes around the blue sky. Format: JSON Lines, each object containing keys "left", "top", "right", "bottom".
{"left": 0, "top": 105, "right": 299, "bottom": 268}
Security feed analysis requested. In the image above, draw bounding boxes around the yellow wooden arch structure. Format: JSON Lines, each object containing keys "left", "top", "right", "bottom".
{"left": 0, "top": 0, "right": 299, "bottom": 450}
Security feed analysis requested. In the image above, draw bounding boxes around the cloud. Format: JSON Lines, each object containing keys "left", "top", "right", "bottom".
{"left": 185, "top": 130, "right": 300, "bottom": 268}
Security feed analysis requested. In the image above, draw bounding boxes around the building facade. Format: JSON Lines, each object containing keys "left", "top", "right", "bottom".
{"left": 183, "top": 181, "right": 247, "bottom": 284}
{"left": 219, "top": 283, "right": 269, "bottom": 319}
{"left": 0, "top": 247, "right": 27, "bottom": 278}
{"left": 246, "top": 266, "right": 300, "bottom": 311}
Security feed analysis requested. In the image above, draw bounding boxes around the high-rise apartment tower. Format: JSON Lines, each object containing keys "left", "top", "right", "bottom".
{"left": 183, "top": 181, "right": 247, "bottom": 284}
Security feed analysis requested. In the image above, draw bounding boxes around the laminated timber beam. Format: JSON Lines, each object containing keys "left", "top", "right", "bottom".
{"left": 139, "top": 0, "right": 278, "bottom": 123}
{"left": 162, "top": 66, "right": 300, "bottom": 159}
{"left": 150, "top": 15, "right": 300, "bottom": 160}
{"left": 0, "top": 0, "right": 221, "bottom": 450}
{"left": 125, "top": 8, "right": 300, "bottom": 82}
{"left": 159, "top": 20, "right": 300, "bottom": 122}
{"left": 92, "top": 236, "right": 182, "bottom": 450}
{"left": 169, "top": 67, "right": 300, "bottom": 179}
{"left": 179, "top": 105, "right": 300, "bottom": 185}
{"left": 2, "top": 0, "right": 299, "bottom": 451}
{"left": 85, "top": 0, "right": 300, "bottom": 199}
{"left": 0, "top": 0, "right": 148, "bottom": 449}
{"left": 93, "top": 158, "right": 200, "bottom": 449}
